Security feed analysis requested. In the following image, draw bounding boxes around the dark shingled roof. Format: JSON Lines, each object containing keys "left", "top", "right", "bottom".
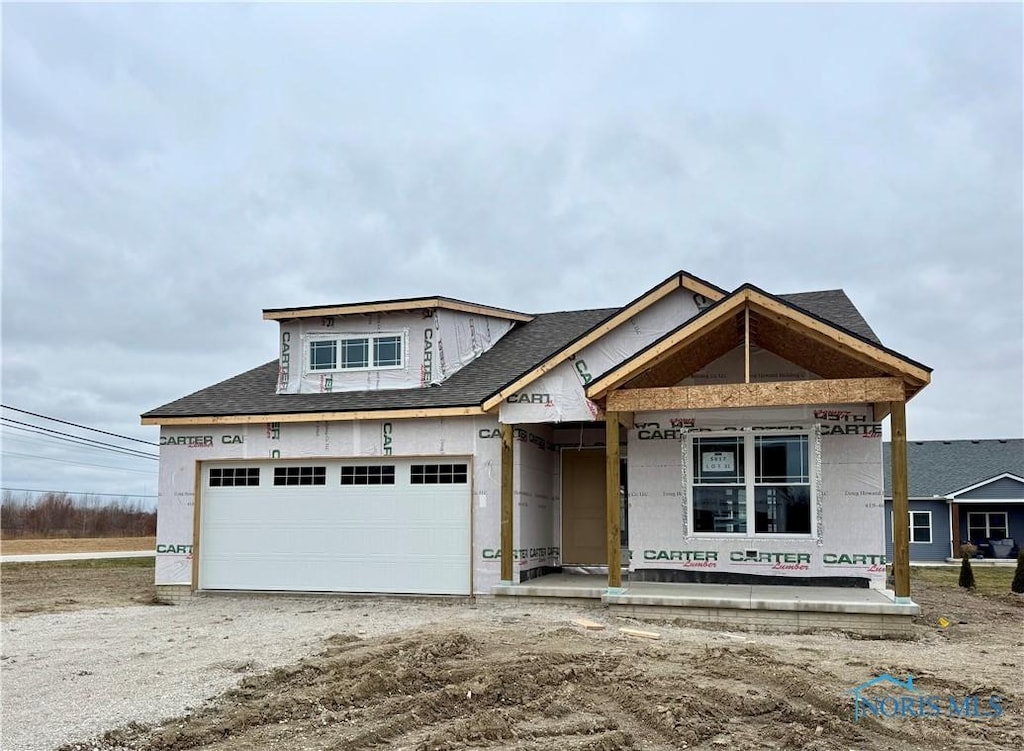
{"left": 778, "top": 290, "right": 880, "bottom": 343}
{"left": 143, "top": 289, "right": 885, "bottom": 419}
{"left": 883, "top": 439, "right": 1024, "bottom": 498}
{"left": 143, "top": 308, "right": 617, "bottom": 418}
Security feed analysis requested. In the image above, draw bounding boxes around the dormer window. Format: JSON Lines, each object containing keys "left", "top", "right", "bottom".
{"left": 308, "top": 333, "right": 405, "bottom": 372}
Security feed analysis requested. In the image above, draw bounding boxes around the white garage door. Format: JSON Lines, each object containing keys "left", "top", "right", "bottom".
{"left": 198, "top": 458, "right": 471, "bottom": 595}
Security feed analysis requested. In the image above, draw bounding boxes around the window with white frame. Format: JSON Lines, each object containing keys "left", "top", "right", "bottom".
{"left": 889, "top": 510, "right": 934, "bottom": 543}
{"left": 909, "top": 511, "right": 931, "bottom": 543}
{"left": 967, "top": 511, "right": 1008, "bottom": 541}
{"left": 308, "top": 333, "right": 404, "bottom": 372}
{"left": 690, "top": 432, "right": 812, "bottom": 536}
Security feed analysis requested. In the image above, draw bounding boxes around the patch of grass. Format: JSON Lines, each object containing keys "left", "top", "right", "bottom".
{"left": 3, "top": 557, "right": 155, "bottom": 571}
{"left": 911, "top": 565, "right": 1014, "bottom": 596}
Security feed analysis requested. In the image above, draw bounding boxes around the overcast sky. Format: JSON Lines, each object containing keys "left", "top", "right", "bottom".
{"left": 2, "top": 2, "right": 1021, "bottom": 504}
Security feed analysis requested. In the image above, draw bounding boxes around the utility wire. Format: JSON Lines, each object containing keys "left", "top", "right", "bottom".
{"left": 1, "top": 419, "right": 159, "bottom": 460}
{"left": 1, "top": 450, "right": 159, "bottom": 474}
{"left": 2, "top": 429, "right": 159, "bottom": 462}
{"left": 2, "top": 487, "right": 157, "bottom": 498}
{"left": 0, "top": 405, "right": 159, "bottom": 446}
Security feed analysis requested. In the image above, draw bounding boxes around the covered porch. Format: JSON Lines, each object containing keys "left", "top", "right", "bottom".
{"left": 493, "top": 287, "right": 931, "bottom": 630}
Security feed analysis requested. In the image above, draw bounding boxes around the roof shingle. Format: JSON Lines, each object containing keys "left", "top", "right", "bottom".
{"left": 883, "top": 439, "right": 1024, "bottom": 497}
{"left": 143, "top": 288, "right": 891, "bottom": 419}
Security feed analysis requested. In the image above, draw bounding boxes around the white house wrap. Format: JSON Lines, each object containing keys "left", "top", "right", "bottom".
{"left": 144, "top": 272, "right": 930, "bottom": 602}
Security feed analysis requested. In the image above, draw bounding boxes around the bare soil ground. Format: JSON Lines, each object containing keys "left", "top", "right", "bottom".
{"left": 1, "top": 558, "right": 156, "bottom": 619}
{"left": 0, "top": 536, "right": 155, "bottom": 555}
{"left": 3, "top": 564, "right": 1014, "bottom": 751}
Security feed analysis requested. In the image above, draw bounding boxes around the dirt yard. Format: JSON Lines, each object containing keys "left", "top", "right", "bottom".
{"left": 1, "top": 558, "right": 156, "bottom": 619}
{"left": 2, "top": 562, "right": 1021, "bottom": 751}
{"left": 0, "top": 536, "right": 155, "bottom": 555}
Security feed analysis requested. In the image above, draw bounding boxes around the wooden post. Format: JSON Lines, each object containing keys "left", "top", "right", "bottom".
{"left": 890, "top": 399, "right": 911, "bottom": 599}
{"left": 606, "top": 415, "right": 622, "bottom": 589}
{"left": 744, "top": 307, "right": 751, "bottom": 384}
{"left": 951, "top": 501, "right": 961, "bottom": 558}
{"left": 500, "top": 422, "right": 514, "bottom": 584}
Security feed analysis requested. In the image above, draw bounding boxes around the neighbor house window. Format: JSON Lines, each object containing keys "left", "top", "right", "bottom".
{"left": 307, "top": 333, "right": 404, "bottom": 372}
{"left": 909, "top": 511, "right": 931, "bottom": 543}
{"left": 690, "top": 433, "right": 812, "bottom": 536}
{"left": 968, "top": 511, "right": 1008, "bottom": 540}
{"left": 889, "top": 511, "right": 933, "bottom": 543}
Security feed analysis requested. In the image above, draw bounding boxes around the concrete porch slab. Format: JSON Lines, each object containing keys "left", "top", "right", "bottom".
{"left": 492, "top": 574, "right": 920, "bottom": 635}
{"left": 492, "top": 573, "right": 605, "bottom": 599}
{"left": 608, "top": 581, "right": 919, "bottom": 616}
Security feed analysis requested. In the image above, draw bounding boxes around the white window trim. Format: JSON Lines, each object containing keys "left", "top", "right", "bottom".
{"left": 686, "top": 429, "right": 817, "bottom": 539}
{"left": 966, "top": 511, "right": 1010, "bottom": 539}
{"left": 304, "top": 331, "right": 407, "bottom": 374}
{"left": 888, "top": 510, "right": 934, "bottom": 544}
{"left": 909, "top": 510, "right": 932, "bottom": 544}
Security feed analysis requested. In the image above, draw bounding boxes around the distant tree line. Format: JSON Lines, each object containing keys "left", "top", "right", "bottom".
{"left": 1, "top": 492, "right": 156, "bottom": 538}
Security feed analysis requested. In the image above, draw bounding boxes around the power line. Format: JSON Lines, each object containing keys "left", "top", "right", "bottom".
{"left": 0, "top": 405, "right": 159, "bottom": 446}
{"left": 2, "top": 429, "right": 159, "bottom": 462}
{"left": 1, "top": 420, "right": 159, "bottom": 460}
{"left": 2, "top": 487, "right": 158, "bottom": 499}
{"left": 1, "top": 451, "right": 159, "bottom": 474}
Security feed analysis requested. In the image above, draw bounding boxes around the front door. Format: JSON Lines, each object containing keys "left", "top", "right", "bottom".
{"left": 561, "top": 449, "right": 607, "bottom": 565}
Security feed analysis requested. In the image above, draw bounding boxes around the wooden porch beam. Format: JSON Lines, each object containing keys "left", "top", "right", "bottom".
{"left": 890, "top": 400, "right": 911, "bottom": 599}
{"left": 606, "top": 415, "right": 622, "bottom": 590}
{"left": 606, "top": 377, "right": 906, "bottom": 413}
{"left": 500, "top": 422, "right": 514, "bottom": 584}
{"left": 873, "top": 401, "right": 892, "bottom": 422}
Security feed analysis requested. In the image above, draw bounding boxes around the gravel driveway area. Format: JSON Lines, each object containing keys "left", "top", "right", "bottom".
{"left": 1, "top": 596, "right": 522, "bottom": 751}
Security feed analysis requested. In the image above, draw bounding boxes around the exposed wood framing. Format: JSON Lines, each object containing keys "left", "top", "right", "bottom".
{"left": 890, "top": 400, "right": 911, "bottom": 599}
{"left": 263, "top": 298, "right": 532, "bottom": 322}
{"left": 142, "top": 405, "right": 486, "bottom": 427}
{"left": 481, "top": 273, "right": 725, "bottom": 411}
{"left": 605, "top": 415, "right": 622, "bottom": 589}
{"left": 616, "top": 411, "right": 634, "bottom": 429}
{"left": 873, "top": 402, "right": 892, "bottom": 422}
{"left": 744, "top": 308, "right": 751, "bottom": 384}
{"left": 622, "top": 316, "right": 742, "bottom": 391}
{"left": 588, "top": 295, "right": 749, "bottom": 399}
{"left": 751, "top": 313, "right": 885, "bottom": 381}
{"left": 606, "top": 377, "right": 906, "bottom": 413}
{"left": 587, "top": 289, "right": 931, "bottom": 401}
{"left": 748, "top": 298, "right": 931, "bottom": 385}
{"left": 500, "top": 422, "right": 515, "bottom": 584}
{"left": 191, "top": 460, "right": 202, "bottom": 592}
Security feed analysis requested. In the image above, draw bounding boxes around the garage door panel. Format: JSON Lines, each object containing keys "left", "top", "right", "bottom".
{"left": 199, "top": 458, "right": 471, "bottom": 595}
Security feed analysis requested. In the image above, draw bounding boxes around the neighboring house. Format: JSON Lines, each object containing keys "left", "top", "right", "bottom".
{"left": 884, "top": 440, "right": 1024, "bottom": 562}
{"left": 142, "top": 270, "right": 932, "bottom": 601}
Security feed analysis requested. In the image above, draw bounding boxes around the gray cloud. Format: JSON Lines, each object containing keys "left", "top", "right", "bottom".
{"left": 2, "top": 3, "right": 1021, "bottom": 498}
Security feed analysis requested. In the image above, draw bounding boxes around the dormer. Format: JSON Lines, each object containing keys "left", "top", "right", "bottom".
{"left": 263, "top": 297, "right": 532, "bottom": 394}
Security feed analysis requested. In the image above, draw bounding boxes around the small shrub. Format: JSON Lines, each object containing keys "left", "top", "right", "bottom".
{"left": 1011, "top": 551, "right": 1024, "bottom": 594}
{"left": 959, "top": 542, "right": 977, "bottom": 558}
{"left": 958, "top": 553, "right": 976, "bottom": 590}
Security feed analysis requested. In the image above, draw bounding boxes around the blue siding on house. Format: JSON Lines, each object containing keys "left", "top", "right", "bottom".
{"left": 956, "top": 476, "right": 1024, "bottom": 500}
{"left": 959, "top": 503, "right": 1024, "bottom": 558}
{"left": 884, "top": 499, "right": 951, "bottom": 563}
